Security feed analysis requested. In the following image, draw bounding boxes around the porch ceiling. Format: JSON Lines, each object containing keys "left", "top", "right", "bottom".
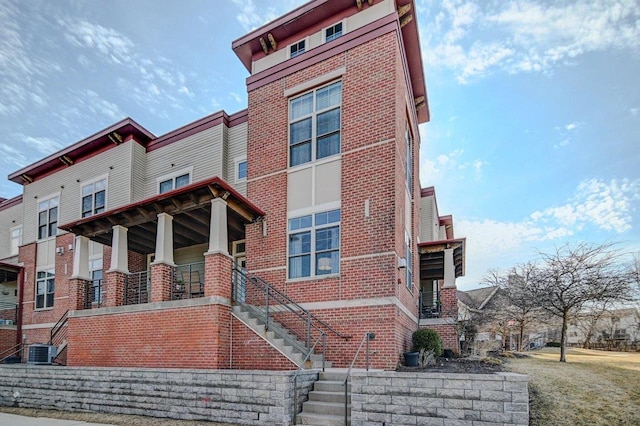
{"left": 418, "top": 238, "right": 465, "bottom": 280}
{"left": 59, "top": 177, "right": 264, "bottom": 255}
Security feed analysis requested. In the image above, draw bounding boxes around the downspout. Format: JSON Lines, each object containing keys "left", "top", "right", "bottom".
{"left": 16, "top": 267, "right": 24, "bottom": 348}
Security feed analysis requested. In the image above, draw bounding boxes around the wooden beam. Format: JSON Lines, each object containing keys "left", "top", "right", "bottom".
{"left": 268, "top": 33, "right": 277, "bottom": 51}
{"left": 356, "top": 0, "right": 362, "bottom": 11}
{"left": 400, "top": 13, "right": 413, "bottom": 28}
{"left": 259, "top": 37, "right": 268, "bottom": 54}
{"left": 398, "top": 3, "right": 411, "bottom": 18}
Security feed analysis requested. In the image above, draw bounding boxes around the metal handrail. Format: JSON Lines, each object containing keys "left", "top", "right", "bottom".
{"left": 0, "top": 341, "right": 23, "bottom": 362}
{"left": 49, "top": 310, "right": 69, "bottom": 345}
{"left": 291, "top": 332, "right": 326, "bottom": 425}
{"left": 124, "top": 271, "right": 149, "bottom": 305}
{"left": 343, "top": 332, "right": 375, "bottom": 426}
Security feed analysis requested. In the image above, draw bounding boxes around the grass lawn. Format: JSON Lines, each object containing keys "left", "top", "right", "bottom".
{"left": 506, "top": 347, "right": 640, "bottom": 426}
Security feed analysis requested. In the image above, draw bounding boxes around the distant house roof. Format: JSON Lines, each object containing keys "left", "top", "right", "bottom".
{"left": 458, "top": 286, "right": 501, "bottom": 311}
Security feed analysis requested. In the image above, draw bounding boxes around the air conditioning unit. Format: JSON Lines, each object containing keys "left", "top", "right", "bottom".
{"left": 27, "top": 344, "right": 57, "bottom": 365}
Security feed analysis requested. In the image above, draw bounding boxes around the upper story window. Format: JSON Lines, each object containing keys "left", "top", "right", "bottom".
{"left": 290, "top": 40, "right": 306, "bottom": 58}
{"left": 10, "top": 225, "right": 22, "bottom": 256}
{"left": 82, "top": 178, "right": 106, "bottom": 218}
{"left": 38, "top": 196, "right": 58, "bottom": 240}
{"left": 158, "top": 168, "right": 192, "bottom": 194}
{"left": 289, "top": 81, "right": 342, "bottom": 167}
{"left": 288, "top": 209, "right": 341, "bottom": 279}
{"left": 36, "top": 269, "right": 55, "bottom": 309}
{"left": 235, "top": 157, "right": 247, "bottom": 182}
{"left": 405, "top": 124, "right": 413, "bottom": 194}
{"left": 325, "top": 22, "right": 343, "bottom": 42}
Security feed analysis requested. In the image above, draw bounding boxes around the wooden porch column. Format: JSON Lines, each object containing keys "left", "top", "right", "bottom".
{"left": 443, "top": 248, "right": 456, "bottom": 288}
{"left": 205, "top": 198, "right": 229, "bottom": 256}
{"left": 150, "top": 213, "right": 175, "bottom": 302}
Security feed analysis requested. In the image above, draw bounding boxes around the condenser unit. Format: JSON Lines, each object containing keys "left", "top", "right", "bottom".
{"left": 27, "top": 344, "right": 57, "bottom": 365}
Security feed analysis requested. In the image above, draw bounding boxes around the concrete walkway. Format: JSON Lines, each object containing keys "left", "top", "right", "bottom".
{"left": 0, "top": 412, "right": 114, "bottom": 426}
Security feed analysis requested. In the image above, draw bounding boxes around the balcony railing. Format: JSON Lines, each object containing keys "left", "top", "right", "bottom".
{"left": 124, "top": 271, "right": 150, "bottom": 305}
{"left": 419, "top": 290, "right": 441, "bottom": 319}
{"left": 171, "top": 262, "right": 205, "bottom": 300}
{"left": 0, "top": 301, "right": 17, "bottom": 325}
{"left": 84, "top": 279, "right": 103, "bottom": 309}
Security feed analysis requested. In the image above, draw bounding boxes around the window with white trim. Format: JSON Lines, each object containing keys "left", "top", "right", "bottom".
{"left": 405, "top": 124, "right": 413, "bottom": 194}
{"left": 38, "top": 196, "right": 58, "bottom": 240}
{"left": 10, "top": 225, "right": 22, "bottom": 256}
{"left": 235, "top": 157, "right": 247, "bottom": 182}
{"left": 288, "top": 209, "right": 340, "bottom": 279}
{"left": 81, "top": 178, "right": 106, "bottom": 218}
{"left": 290, "top": 40, "right": 305, "bottom": 58}
{"left": 35, "top": 270, "right": 54, "bottom": 309}
{"left": 158, "top": 169, "right": 191, "bottom": 194}
{"left": 325, "top": 22, "right": 343, "bottom": 42}
{"left": 89, "top": 258, "right": 103, "bottom": 304}
{"left": 289, "top": 81, "right": 342, "bottom": 167}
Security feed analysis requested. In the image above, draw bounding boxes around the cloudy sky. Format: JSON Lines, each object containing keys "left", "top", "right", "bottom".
{"left": 1, "top": 0, "right": 638, "bottom": 289}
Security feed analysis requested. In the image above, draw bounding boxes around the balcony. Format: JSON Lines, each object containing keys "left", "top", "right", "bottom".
{"left": 419, "top": 290, "right": 441, "bottom": 319}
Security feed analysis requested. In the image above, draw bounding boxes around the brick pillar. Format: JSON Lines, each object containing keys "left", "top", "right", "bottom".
{"left": 439, "top": 287, "right": 458, "bottom": 319}
{"left": 104, "top": 270, "right": 126, "bottom": 307}
{"left": 69, "top": 278, "right": 89, "bottom": 310}
{"left": 150, "top": 263, "right": 173, "bottom": 302}
{"left": 204, "top": 252, "right": 232, "bottom": 368}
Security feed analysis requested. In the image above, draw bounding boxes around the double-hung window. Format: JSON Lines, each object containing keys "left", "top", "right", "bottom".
{"left": 289, "top": 81, "right": 342, "bottom": 167}
{"left": 82, "top": 178, "right": 106, "bottom": 218}
{"left": 10, "top": 225, "right": 22, "bottom": 256}
{"left": 38, "top": 197, "right": 58, "bottom": 240}
{"left": 235, "top": 157, "right": 247, "bottom": 182}
{"left": 89, "top": 258, "right": 103, "bottom": 304}
{"left": 288, "top": 209, "right": 340, "bottom": 279}
{"left": 158, "top": 171, "right": 191, "bottom": 194}
{"left": 290, "top": 40, "right": 305, "bottom": 58}
{"left": 36, "top": 270, "right": 55, "bottom": 309}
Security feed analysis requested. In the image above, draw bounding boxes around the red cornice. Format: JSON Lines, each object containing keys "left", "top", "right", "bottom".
{"left": 418, "top": 237, "right": 466, "bottom": 248}
{"left": 0, "top": 195, "right": 22, "bottom": 211}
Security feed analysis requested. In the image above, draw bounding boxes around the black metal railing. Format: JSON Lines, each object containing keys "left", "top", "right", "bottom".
{"left": 49, "top": 310, "right": 69, "bottom": 346}
{"left": 232, "top": 264, "right": 350, "bottom": 355}
{"left": 419, "top": 290, "right": 441, "bottom": 319}
{"left": 292, "top": 333, "right": 326, "bottom": 423}
{"left": 171, "top": 262, "right": 205, "bottom": 300}
{"left": 124, "top": 271, "right": 149, "bottom": 305}
{"left": 84, "top": 279, "right": 103, "bottom": 309}
{"left": 343, "top": 332, "right": 376, "bottom": 425}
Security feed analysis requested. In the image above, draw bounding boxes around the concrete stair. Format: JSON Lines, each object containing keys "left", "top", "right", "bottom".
{"left": 297, "top": 371, "right": 350, "bottom": 425}
{"left": 232, "top": 305, "right": 332, "bottom": 368}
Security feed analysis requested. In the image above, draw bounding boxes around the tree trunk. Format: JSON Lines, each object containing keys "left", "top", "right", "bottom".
{"left": 519, "top": 322, "right": 525, "bottom": 352}
{"left": 560, "top": 311, "right": 568, "bottom": 362}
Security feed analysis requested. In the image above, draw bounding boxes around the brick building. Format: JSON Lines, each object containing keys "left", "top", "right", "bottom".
{"left": 0, "top": 0, "right": 464, "bottom": 371}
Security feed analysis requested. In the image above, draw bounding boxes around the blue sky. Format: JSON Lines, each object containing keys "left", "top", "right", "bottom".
{"left": 1, "top": 0, "right": 638, "bottom": 289}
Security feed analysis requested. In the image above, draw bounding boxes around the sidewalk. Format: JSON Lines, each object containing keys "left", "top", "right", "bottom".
{"left": 0, "top": 412, "right": 114, "bottom": 426}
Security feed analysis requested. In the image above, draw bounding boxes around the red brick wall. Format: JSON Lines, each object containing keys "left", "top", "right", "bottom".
{"left": 230, "top": 317, "right": 297, "bottom": 370}
{"left": 0, "top": 328, "right": 17, "bottom": 357}
{"left": 425, "top": 323, "right": 459, "bottom": 354}
{"left": 67, "top": 304, "right": 230, "bottom": 368}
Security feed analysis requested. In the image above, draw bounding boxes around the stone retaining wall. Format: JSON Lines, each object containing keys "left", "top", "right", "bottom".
{"left": 350, "top": 371, "right": 529, "bottom": 426}
{"left": 0, "top": 365, "right": 317, "bottom": 425}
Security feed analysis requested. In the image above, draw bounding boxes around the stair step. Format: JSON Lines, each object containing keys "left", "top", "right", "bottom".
{"left": 320, "top": 371, "right": 348, "bottom": 381}
{"left": 314, "top": 380, "right": 349, "bottom": 393}
{"left": 302, "top": 400, "right": 350, "bottom": 416}
{"left": 309, "top": 390, "right": 346, "bottom": 403}
{"left": 296, "top": 412, "right": 349, "bottom": 426}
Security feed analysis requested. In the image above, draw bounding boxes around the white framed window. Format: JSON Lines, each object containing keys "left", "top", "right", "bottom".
{"left": 405, "top": 233, "right": 413, "bottom": 292}
{"left": 35, "top": 269, "right": 55, "bottom": 309}
{"left": 324, "top": 22, "right": 343, "bottom": 42}
{"left": 38, "top": 195, "right": 59, "bottom": 240}
{"left": 288, "top": 209, "right": 340, "bottom": 279}
{"left": 290, "top": 39, "right": 306, "bottom": 58}
{"left": 405, "top": 123, "right": 413, "bottom": 194}
{"left": 289, "top": 81, "right": 342, "bottom": 167}
{"left": 81, "top": 176, "right": 107, "bottom": 218}
{"left": 89, "top": 258, "right": 103, "bottom": 304}
{"left": 235, "top": 156, "right": 247, "bottom": 183}
{"left": 10, "top": 225, "right": 22, "bottom": 256}
{"left": 157, "top": 167, "right": 192, "bottom": 194}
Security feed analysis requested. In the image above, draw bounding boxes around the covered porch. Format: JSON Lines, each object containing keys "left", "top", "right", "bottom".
{"left": 60, "top": 177, "right": 263, "bottom": 310}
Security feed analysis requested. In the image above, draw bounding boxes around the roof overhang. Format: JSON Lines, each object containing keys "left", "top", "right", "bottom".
{"left": 418, "top": 238, "right": 466, "bottom": 280}
{"left": 59, "top": 177, "right": 264, "bottom": 255}
{"left": 8, "top": 118, "right": 155, "bottom": 185}
{"left": 231, "top": 0, "right": 429, "bottom": 123}
{"left": 0, "top": 261, "right": 22, "bottom": 283}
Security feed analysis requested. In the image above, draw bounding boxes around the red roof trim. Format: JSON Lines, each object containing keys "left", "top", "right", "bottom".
{"left": 418, "top": 237, "right": 466, "bottom": 248}
{"left": 421, "top": 187, "right": 435, "bottom": 197}
{"left": 147, "top": 111, "right": 227, "bottom": 152}
{"left": 59, "top": 176, "right": 264, "bottom": 231}
{"left": 229, "top": 109, "right": 248, "bottom": 127}
{"left": 0, "top": 261, "right": 23, "bottom": 271}
{"left": 0, "top": 195, "right": 22, "bottom": 211}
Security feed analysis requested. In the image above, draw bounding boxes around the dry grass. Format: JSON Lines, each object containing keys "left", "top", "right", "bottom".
{"left": 0, "top": 407, "right": 234, "bottom": 425}
{"left": 506, "top": 347, "right": 640, "bottom": 426}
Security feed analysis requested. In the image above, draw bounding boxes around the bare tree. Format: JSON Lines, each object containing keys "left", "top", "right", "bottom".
{"left": 530, "top": 242, "right": 634, "bottom": 362}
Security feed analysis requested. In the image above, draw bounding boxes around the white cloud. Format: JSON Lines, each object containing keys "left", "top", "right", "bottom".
{"left": 422, "top": 0, "right": 640, "bottom": 83}
{"left": 231, "top": 0, "right": 307, "bottom": 31}
{"left": 630, "top": 107, "right": 639, "bottom": 116}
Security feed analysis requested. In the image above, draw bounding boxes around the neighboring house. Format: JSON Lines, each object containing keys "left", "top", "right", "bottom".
{"left": 0, "top": 0, "right": 464, "bottom": 370}
{"left": 567, "top": 307, "right": 640, "bottom": 350}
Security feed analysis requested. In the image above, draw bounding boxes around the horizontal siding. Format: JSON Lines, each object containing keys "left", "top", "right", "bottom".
{"left": 227, "top": 122, "right": 248, "bottom": 195}
{"left": 131, "top": 142, "right": 147, "bottom": 203}
{"left": 0, "top": 202, "right": 23, "bottom": 261}
{"left": 22, "top": 143, "right": 134, "bottom": 245}
{"left": 143, "top": 125, "right": 224, "bottom": 198}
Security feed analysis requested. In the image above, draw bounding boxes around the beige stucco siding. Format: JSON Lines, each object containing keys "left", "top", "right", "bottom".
{"left": 419, "top": 194, "right": 441, "bottom": 242}
{"left": 130, "top": 141, "right": 148, "bottom": 203}
{"left": 21, "top": 142, "right": 134, "bottom": 245}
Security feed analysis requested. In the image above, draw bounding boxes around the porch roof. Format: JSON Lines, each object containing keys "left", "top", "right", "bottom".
{"left": 0, "top": 262, "right": 21, "bottom": 283}
{"left": 418, "top": 238, "right": 466, "bottom": 280}
{"left": 59, "top": 177, "right": 264, "bottom": 255}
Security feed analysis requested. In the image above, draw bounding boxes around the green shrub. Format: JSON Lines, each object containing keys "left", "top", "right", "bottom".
{"left": 412, "top": 328, "right": 443, "bottom": 356}
{"left": 546, "top": 341, "right": 562, "bottom": 347}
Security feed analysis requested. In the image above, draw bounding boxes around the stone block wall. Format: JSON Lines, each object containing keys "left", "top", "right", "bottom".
{"left": 351, "top": 371, "right": 529, "bottom": 426}
{"left": 0, "top": 365, "right": 317, "bottom": 425}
